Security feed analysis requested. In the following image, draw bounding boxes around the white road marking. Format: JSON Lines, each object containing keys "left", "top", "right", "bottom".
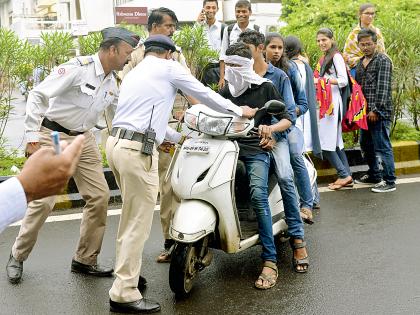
{"left": 8, "top": 177, "right": 420, "bottom": 226}
{"left": 9, "top": 205, "right": 160, "bottom": 227}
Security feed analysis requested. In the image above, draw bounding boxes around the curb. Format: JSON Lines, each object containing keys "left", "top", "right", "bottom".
{"left": 1, "top": 141, "right": 419, "bottom": 210}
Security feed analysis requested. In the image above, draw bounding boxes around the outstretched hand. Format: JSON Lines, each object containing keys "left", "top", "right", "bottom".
{"left": 17, "top": 135, "right": 85, "bottom": 202}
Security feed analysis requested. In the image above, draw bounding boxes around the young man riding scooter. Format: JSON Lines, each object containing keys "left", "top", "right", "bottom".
{"left": 238, "top": 30, "right": 309, "bottom": 273}
{"left": 218, "top": 42, "right": 292, "bottom": 289}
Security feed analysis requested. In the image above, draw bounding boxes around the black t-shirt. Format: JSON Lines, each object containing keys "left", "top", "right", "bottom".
{"left": 219, "top": 81, "right": 289, "bottom": 156}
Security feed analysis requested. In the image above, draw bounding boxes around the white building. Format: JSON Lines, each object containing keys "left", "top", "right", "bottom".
{"left": 0, "top": 0, "right": 114, "bottom": 42}
{"left": 0, "top": 0, "right": 282, "bottom": 42}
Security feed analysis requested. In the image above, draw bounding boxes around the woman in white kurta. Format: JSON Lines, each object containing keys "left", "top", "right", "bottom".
{"left": 315, "top": 28, "right": 353, "bottom": 190}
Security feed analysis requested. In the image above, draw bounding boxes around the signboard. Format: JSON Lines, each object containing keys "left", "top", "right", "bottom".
{"left": 71, "top": 20, "right": 89, "bottom": 36}
{"left": 115, "top": 7, "right": 148, "bottom": 25}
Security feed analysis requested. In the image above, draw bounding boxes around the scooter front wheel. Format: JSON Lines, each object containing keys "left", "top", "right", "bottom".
{"left": 169, "top": 243, "right": 199, "bottom": 297}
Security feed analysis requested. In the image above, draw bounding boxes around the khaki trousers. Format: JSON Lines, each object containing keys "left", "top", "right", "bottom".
{"left": 12, "top": 127, "right": 110, "bottom": 265}
{"left": 158, "top": 149, "right": 180, "bottom": 240}
{"left": 106, "top": 134, "right": 159, "bottom": 303}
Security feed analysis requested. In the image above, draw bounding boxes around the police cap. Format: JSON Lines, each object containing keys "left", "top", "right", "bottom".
{"left": 101, "top": 27, "right": 140, "bottom": 48}
{"left": 144, "top": 35, "right": 176, "bottom": 52}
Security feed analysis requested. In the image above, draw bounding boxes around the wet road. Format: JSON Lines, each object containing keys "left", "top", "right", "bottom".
{"left": 1, "top": 181, "right": 420, "bottom": 315}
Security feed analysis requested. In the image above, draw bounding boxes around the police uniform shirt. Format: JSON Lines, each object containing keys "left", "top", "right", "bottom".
{"left": 219, "top": 22, "right": 259, "bottom": 62}
{"left": 112, "top": 55, "right": 243, "bottom": 145}
{"left": 25, "top": 54, "right": 118, "bottom": 142}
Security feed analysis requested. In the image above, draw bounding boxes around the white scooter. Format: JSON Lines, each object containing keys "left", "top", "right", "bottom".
{"left": 168, "top": 102, "right": 317, "bottom": 296}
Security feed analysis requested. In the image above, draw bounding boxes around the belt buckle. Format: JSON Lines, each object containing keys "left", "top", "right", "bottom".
{"left": 69, "top": 130, "right": 80, "bottom": 136}
{"left": 125, "top": 129, "right": 135, "bottom": 140}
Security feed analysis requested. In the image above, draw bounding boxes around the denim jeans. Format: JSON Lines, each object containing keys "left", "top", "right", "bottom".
{"left": 360, "top": 118, "right": 396, "bottom": 184}
{"left": 312, "top": 181, "right": 320, "bottom": 205}
{"left": 241, "top": 153, "right": 277, "bottom": 263}
{"left": 271, "top": 137, "right": 304, "bottom": 239}
{"left": 288, "top": 126, "right": 313, "bottom": 209}
{"left": 323, "top": 148, "right": 351, "bottom": 179}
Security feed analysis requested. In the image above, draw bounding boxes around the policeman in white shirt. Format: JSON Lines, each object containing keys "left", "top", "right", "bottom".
{"left": 5, "top": 27, "right": 140, "bottom": 284}
{"left": 219, "top": 0, "right": 260, "bottom": 89}
{"left": 106, "top": 34, "right": 256, "bottom": 314}
{"left": 0, "top": 135, "right": 84, "bottom": 234}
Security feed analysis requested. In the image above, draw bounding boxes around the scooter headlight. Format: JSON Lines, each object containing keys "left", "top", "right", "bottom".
{"left": 185, "top": 112, "right": 198, "bottom": 130}
{"left": 227, "top": 122, "right": 251, "bottom": 134}
{"left": 197, "top": 112, "right": 232, "bottom": 136}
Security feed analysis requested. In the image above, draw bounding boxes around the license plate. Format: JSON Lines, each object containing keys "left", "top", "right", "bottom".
{"left": 182, "top": 144, "right": 209, "bottom": 154}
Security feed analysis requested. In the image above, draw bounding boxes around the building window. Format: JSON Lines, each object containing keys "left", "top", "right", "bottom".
{"left": 114, "top": 0, "right": 131, "bottom": 6}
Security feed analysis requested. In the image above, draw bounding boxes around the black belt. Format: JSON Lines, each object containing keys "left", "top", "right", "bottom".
{"left": 42, "top": 118, "right": 85, "bottom": 136}
{"left": 111, "top": 127, "right": 144, "bottom": 143}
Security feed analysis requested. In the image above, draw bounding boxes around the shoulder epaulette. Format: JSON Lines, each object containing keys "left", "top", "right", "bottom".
{"left": 75, "top": 56, "right": 94, "bottom": 66}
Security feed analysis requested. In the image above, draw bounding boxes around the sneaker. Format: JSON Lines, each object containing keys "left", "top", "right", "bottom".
{"left": 355, "top": 174, "right": 382, "bottom": 185}
{"left": 371, "top": 181, "right": 396, "bottom": 193}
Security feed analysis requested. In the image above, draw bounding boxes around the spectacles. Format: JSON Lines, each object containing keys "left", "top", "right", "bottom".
{"left": 362, "top": 12, "right": 376, "bottom": 16}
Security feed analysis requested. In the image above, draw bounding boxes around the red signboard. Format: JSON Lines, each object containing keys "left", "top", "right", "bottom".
{"left": 115, "top": 7, "right": 148, "bottom": 25}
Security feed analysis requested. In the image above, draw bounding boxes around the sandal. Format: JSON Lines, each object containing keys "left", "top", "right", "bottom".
{"left": 328, "top": 178, "right": 354, "bottom": 191}
{"left": 289, "top": 239, "right": 309, "bottom": 273}
{"left": 300, "top": 208, "right": 314, "bottom": 225}
{"left": 254, "top": 261, "right": 278, "bottom": 290}
{"left": 156, "top": 247, "right": 173, "bottom": 263}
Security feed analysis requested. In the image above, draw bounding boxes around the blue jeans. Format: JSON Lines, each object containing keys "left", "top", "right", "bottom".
{"left": 271, "top": 137, "right": 304, "bottom": 239}
{"left": 288, "top": 126, "right": 313, "bottom": 209}
{"left": 323, "top": 148, "right": 351, "bottom": 179}
{"left": 241, "top": 153, "right": 277, "bottom": 263}
{"left": 360, "top": 118, "right": 396, "bottom": 185}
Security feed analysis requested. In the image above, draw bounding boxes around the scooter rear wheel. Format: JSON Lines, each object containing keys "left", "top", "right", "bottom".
{"left": 169, "top": 243, "right": 198, "bottom": 297}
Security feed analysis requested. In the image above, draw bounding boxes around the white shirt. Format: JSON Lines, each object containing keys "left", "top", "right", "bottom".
{"left": 0, "top": 178, "right": 27, "bottom": 234}
{"left": 219, "top": 22, "right": 259, "bottom": 61}
{"left": 112, "top": 55, "right": 243, "bottom": 145}
{"left": 25, "top": 54, "right": 118, "bottom": 142}
{"left": 201, "top": 20, "right": 223, "bottom": 52}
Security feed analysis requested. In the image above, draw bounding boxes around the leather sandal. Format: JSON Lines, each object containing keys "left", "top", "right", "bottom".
{"left": 300, "top": 208, "right": 314, "bottom": 224}
{"left": 254, "top": 261, "right": 278, "bottom": 290}
{"left": 289, "top": 239, "right": 309, "bottom": 273}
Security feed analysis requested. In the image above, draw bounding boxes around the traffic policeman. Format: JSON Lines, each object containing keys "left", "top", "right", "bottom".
{"left": 106, "top": 34, "right": 256, "bottom": 313}
{"left": 6, "top": 27, "right": 140, "bottom": 284}
{"left": 105, "top": 7, "right": 197, "bottom": 264}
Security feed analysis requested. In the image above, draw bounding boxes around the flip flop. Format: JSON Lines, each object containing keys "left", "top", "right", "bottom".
{"left": 328, "top": 179, "right": 354, "bottom": 190}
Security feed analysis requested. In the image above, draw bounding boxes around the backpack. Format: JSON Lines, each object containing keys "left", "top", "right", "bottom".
{"left": 332, "top": 55, "right": 368, "bottom": 132}
{"left": 226, "top": 23, "right": 260, "bottom": 43}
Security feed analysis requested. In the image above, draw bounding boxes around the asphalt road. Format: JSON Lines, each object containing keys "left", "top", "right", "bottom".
{"left": 1, "top": 181, "right": 420, "bottom": 315}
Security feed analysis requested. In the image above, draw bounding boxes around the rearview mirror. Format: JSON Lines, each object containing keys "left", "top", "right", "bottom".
{"left": 263, "top": 100, "right": 286, "bottom": 115}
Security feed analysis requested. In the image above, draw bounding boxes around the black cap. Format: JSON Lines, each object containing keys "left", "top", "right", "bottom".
{"left": 101, "top": 27, "right": 140, "bottom": 48}
{"left": 144, "top": 35, "right": 176, "bottom": 52}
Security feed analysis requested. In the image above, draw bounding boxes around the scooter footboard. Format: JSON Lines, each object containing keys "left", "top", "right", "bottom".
{"left": 170, "top": 200, "right": 217, "bottom": 243}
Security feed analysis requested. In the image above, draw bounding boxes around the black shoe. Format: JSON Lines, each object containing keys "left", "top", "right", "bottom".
{"left": 354, "top": 174, "right": 382, "bottom": 185}
{"left": 371, "top": 181, "right": 396, "bottom": 193}
{"left": 138, "top": 275, "right": 148, "bottom": 290}
{"left": 71, "top": 259, "right": 113, "bottom": 277}
{"left": 110, "top": 298, "right": 161, "bottom": 313}
{"left": 6, "top": 252, "right": 23, "bottom": 284}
